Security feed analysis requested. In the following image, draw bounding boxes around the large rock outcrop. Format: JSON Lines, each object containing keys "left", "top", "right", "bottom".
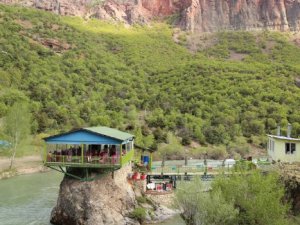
{"left": 2, "top": 0, "right": 300, "bottom": 32}
{"left": 49, "top": 165, "right": 177, "bottom": 225}
{"left": 50, "top": 165, "right": 138, "bottom": 225}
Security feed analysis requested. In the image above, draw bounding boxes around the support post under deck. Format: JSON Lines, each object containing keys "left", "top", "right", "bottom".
{"left": 48, "top": 166, "right": 83, "bottom": 180}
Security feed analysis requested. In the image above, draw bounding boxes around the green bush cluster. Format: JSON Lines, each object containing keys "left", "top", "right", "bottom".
{"left": 1, "top": 5, "right": 300, "bottom": 149}
{"left": 136, "top": 196, "right": 148, "bottom": 204}
{"left": 129, "top": 207, "right": 146, "bottom": 223}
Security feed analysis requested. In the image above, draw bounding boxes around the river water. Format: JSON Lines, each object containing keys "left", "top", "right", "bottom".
{"left": 0, "top": 172, "right": 185, "bottom": 225}
{"left": 0, "top": 172, "right": 63, "bottom": 225}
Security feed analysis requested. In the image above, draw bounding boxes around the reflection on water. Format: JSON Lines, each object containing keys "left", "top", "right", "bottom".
{"left": 0, "top": 172, "right": 63, "bottom": 225}
{"left": 0, "top": 172, "right": 186, "bottom": 225}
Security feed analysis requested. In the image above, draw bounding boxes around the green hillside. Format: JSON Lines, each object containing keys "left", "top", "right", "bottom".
{"left": 1, "top": 4, "right": 300, "bottom": 153}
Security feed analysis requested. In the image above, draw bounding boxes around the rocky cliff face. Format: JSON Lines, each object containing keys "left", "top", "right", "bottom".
{"left": 2, "top": 0, "right": 300, "bottom": 32}
{"left": 50, "top": 165, "right": 138, "bottom": 225}
{"left": 182, "top": 0, "right": 300, "bottom": 32}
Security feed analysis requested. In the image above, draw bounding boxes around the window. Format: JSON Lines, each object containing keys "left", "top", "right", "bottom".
{"left": 291, "top": 143, "right": 296, "bottom": 154}
{"left": 285, "top": 143, "right": 296, "bottom": 154}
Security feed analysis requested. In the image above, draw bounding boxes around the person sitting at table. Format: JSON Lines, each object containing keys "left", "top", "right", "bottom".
{"left": 47, "top": 151, "right": 53, "bottom": 162}
{"left": 110, "top": 145, "right": 118, "bottom": 164}
{"left": 55, "top": 150, "right": 61, "bottom": 162}
{"left": 86, "top": 150, "right": 92, "bottom": 162}
{"left": 99, "top": 147, "right": 108, "bottom": 163}
{"left": 100, "top": 146, "right": 108, "bottom": 157}
{"left": 110, "top": 145, "right": 116, "bottom": 156}
{"left": 121, "top": 144, "right": 127, "bottom": 155}
{"left": 67, "top": 148, "right": 72, "bottom": 162}
{"left": 94, "top": 149, "right": 99, "bottom": 157}
{"left": 76, "top": 147, "right": 80, "bottom": 156}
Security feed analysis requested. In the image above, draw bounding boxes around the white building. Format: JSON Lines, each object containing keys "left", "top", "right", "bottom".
{"left": 267, "top": 125, "right": 300, "bottom": 162}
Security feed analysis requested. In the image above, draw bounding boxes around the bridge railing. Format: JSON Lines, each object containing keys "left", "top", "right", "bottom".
{"left": 150, "top": 164, "right": 230, "bottom": 174}
{"left": 150, "top": 159, "right": 273, "bottom": 175}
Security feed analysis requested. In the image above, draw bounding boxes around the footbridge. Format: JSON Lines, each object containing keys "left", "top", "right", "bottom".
{"left": 145, "top": 159, "right": 274, "bottom": 190}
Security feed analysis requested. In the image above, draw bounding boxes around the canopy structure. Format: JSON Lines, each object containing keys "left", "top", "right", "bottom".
{"left": 43, "top": 127, "right": 135, "bottom": 180}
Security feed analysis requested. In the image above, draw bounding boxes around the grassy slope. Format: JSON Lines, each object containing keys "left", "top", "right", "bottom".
{"left": 1, "top": 4, "right": 300, "bottom": 158}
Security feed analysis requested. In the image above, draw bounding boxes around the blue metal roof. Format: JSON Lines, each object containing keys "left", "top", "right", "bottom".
{"left": 44, "top": 127, "right": 134, "bottom": 145}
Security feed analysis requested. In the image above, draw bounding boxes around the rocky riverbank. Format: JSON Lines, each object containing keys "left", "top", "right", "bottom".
{"left": 0, "top": 156, "right": 49, "bottom": 179}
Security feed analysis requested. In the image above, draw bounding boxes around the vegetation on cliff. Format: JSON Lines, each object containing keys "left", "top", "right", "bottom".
{"left": 1, "top": 4, "right": 300, "bottom": 156}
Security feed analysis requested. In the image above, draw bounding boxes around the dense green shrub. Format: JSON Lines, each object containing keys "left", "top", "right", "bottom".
{"left": 136, "top": 196, "right": 147, "bottom": 204}
{"left": 129, "top": 207, "right": 146, "bottom": 223}
{"left": 175, "top": 178, "right": 238, "bottom": 225}
{"left": 176, "top": 172, "right": 291, "bottom": 225}
{"left": 213, "top": 172, "right": 290, "bottom": 225}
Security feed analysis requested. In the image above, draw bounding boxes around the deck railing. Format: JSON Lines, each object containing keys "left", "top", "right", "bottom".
{"left": 45, "top": 153, "right": 121, "bottom": 168}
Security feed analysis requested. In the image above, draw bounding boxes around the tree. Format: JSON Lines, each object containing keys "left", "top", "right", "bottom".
{"left": 4, "top": 102, "right": 31, "bottom": 169}
{"left": 134, "top": 127, "right": 154, "bottom": 149}
{"left": 212, "top": 172, "right": 290, "bottom": 225}
{"left": 157, "top": 132, "right": 184, "bottom": 164}
{"left": 176, "top": 172, "right": 290, "bottom": 225}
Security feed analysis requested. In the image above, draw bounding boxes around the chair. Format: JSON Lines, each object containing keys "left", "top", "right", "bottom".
{"left": 166, "top": 183, "right": 172, "bottom": 191}
{"left": 156, "top": 184, "right": 162, "bottom": 192}
{"left": 111, "top": 154, "right": 117, "bottom": 164}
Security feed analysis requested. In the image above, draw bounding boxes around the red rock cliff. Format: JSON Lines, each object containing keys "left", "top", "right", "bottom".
{"left": 2, "top": 0, "right": 300, "bottom": 32}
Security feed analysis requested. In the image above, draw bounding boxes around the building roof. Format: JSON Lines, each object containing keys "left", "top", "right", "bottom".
{"left": 267, "top": 135, "right": 300, "bottom": 142}
{"left": 44, "top": 126, "right": 134, "bottom": 144}
{"left": 84, "top": 127, "right": 134, "bottom": 141}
